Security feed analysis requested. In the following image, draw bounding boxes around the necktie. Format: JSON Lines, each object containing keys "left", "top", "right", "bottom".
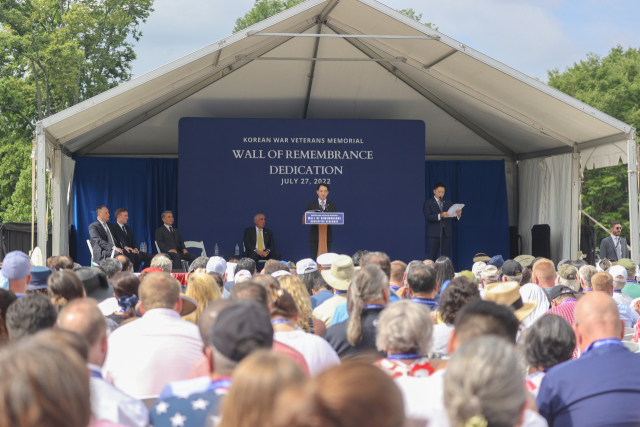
{"left": 169, "top": 226, "right": 174, "bottom": 237}
{"left": 258, "top": 230, "right": 264, "bottom": 251}
{"left": 321, "top": 201, "right": 326, "bottom": 211}
{"left": 103, "top": 223, "right": 114, "bottom": 245}
{"left": 121, "top": 225, "right": 127, "bottom": 236}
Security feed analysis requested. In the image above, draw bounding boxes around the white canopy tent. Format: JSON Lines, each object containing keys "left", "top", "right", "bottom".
{"left": 34, "top": 0, "right": 637, "bottom": 265}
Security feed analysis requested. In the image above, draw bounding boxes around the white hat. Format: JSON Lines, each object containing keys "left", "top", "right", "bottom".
{"left": 609, "top": 265, "right": 627, "bottom": 283}
{"left": 271, "top": 270, "right": 292, "bottom": 278}
{"left": 234, "top": 270, "right": 252, "bottom": 283}
{"left": 321, "top": 255, "right": 355, "bottom": 291}
{"left": 206, "top": 257, "right": 227, "bottom": 275}
{"left": 316, "top": 253, "right": 339, "bottom": 269}
{"left": 472, "top": 261, "right": 487, "bottom": 278}
{"left": 296, "top": 258, "right": 318, "bottom": 275}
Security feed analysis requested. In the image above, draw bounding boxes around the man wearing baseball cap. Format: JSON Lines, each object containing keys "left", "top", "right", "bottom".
{"left": 545, "top": 286, "right": 578, "bottom": 326}
{"left": 150, "top": 301, "right": 274, "bottom": 427}
{"left": 609, "top": 264, "right": 633, "bottom": 306}
{"left": 0, "top": 250, "right": 49, "bottom": 296}
{"left": 501, "top": 260, "right": 523, "bottom": 285}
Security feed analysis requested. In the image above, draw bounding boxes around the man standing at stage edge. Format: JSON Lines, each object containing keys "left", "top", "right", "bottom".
{"left": 155, "top": 211, "right": 197, "bottom": 271}
{"left": 599, "top": 221, "right": 629, "bottom": 261}
{"left": 307, "top": 183, "right": 336, "bottom": 260}
{"left": 423, "top": 182, "right": 461, "bottom": 261}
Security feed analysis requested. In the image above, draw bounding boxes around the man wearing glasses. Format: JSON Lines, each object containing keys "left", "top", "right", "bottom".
{"left": 599, "top": 221, "right": 629, "bottom": 261}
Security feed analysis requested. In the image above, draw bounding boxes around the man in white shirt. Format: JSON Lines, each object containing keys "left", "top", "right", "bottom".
{"left": 58, "top": 299, "right": 149, "bottom": 427}
{"left": 102, "top": 273, "right": 203, "bottom": 398}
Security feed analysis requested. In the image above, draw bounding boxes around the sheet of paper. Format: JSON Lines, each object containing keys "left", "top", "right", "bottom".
{"left": 447, "top": 204, "right": 464, "bottom": 217}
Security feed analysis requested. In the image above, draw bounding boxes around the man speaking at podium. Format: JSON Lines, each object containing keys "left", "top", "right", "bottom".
{"left": 307, "top": 183, "right": 336, "bottom": 260}
{"left": 424, "top": 182, "right": 461, "bottom": 261}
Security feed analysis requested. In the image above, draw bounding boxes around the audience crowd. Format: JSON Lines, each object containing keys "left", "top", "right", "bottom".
{"left": 2, "top": 244, "right": 640, "bottom": 427}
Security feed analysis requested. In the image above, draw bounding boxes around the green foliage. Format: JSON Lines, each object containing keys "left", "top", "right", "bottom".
{"left": 233, "top": 0, "right": 305, "bottom": 33}
{"left": 548, "top": 46, "right": 640, "bottom": 244}
{"left": 0, "top": 0, "right": 154, "bottom": 221}
{"left": 397, "top": 8, "right": 437, "bottom": 30}
{"left": 1, "top": 165, "right": 33, "bottom": 222}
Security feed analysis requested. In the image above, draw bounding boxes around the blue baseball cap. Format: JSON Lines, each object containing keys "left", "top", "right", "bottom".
{"left": 488, "top": 255, "right": 505, "bottom": 270}
{"left": 26, "top": 267, "right": 52, "bottom": 291}
{"left": 1, "top": 251, "right": 31, "bottom": 280}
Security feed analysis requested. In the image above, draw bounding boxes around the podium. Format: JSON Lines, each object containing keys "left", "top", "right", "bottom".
{"left": 304, "top": 212, "right": 345, "bottom": 257}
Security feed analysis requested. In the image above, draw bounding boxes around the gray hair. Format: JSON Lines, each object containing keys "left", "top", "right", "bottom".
{"left": 444, "top": 336, "right": 527, "bottom": 427}
{"left": 151, "top": 255, "right": 172, "bottom": 273}
{"left": 503, "top": 275, "right": 522, "bottom": 284}
{"left": 613, "top": 279, "right": 626, "bottom": 291}
{"left": 160, "top": 211, "right": 173, "bottom": 219}
{"left": 347, "top": 265, "right": 387, "bottom": 346}
{"left": 579, "top": 265, "right": 597, "bottom": 289}
{"left": 557, "top": 277, "right": 579, "bottom": 292}
{"left": 254, "top": 213, "right": 264, "bottom": 221}
{"left": 100, "top": 258, "right": 122, "bottom": 279}
{"left": 404, "top": 260, "right": 423, "bottom": 284}
{"left": 189, "top": 256, "right": 209, "bottom": 272}
{"left": 376, "top": 300, "right": 433, "bottom": 355}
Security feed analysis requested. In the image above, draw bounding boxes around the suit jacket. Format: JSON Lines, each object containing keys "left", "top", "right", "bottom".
{"left": 307, "top": 199, "right": 336, "bottom": 242}
{"left": 113, "top": 223, "right": 138, "bottom": 251}
{"left": 243, "top": 227, "right": 276, "bottom": 253}
{"left": 423, "top": 197, "right": 457, "bottom": 238}
{"left": 89, "top": 221, "right": 119, "bottom": 264}
{"left": 599, "top": 235, "right": 629, "bottom": 261}
{"left": 155, "top": 225, "right": 186, "bottom": 253}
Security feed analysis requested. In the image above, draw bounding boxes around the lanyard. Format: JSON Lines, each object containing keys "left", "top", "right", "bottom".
{"left": 363, "top": 304, "right": 384, "bottom": 310}
{"left": 614, "top": 290, "right": 622, "bottom": 293}
{"left": 334, "top": 290, "right": 347, "bottom": 295}
{"left": 411, "top": 297, "right": 438, "bottom": 306}
{"left": 582, "top": 339, "right": 625, "bottom": 357}
{"left": 90, "top": 370, "right": 103, "bottom": 379}
{"left": 207, "top": 377, "right": 232, "bottom": 392}
{"left": 271, "top": 318, "right": 293, "bottom": 327}
{"left": 583, "top": 288, "right": 593, "bottom": 292}
{"left": 386, "top": 352, "right": 421, "bottom": 360}
{"left": 389, "top": 285, "right": 401, "bottom": 292}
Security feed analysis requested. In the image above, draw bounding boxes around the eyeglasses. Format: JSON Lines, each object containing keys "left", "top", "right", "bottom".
{"left": 615, "top": 227, "right": 622, "bottom": 230}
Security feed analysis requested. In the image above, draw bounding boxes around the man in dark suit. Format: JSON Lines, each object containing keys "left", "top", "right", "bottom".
{"left": 423, "top": 182, "right": 461, "bottom": 261}
{"left": 307, "top": 183, "right": 337, "bottom": 260}
{"left": 88, "top": 206, "right": 123, "bottom": 265}
{"left": 112, "top": 208, "right": 154, "bottom": 272}
{"left": 599, "top": 221, "right": 629, "bottom": 261}
{"left": 154, "top": 210, "right": 197, "bottom": 270}
{"left": 242, "top": 213, "right": 281, "bottom": 264}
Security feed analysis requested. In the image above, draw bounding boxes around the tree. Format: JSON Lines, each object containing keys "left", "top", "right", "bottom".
{"left": 0, "top": 0, "right": 154, "bottom": 221}
{"left": 234, "top": 0, "right": 305, "bottom": 33}
{"left": 397, "top": 8, "right": 437, "bottom": 30}
{"left": 548, "top": 46, "right": 640, "bottom": 244}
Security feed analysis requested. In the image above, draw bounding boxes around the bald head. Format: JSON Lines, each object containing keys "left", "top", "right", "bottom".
{"left": 573, "top": 292, "right": 624, "bottom": 352}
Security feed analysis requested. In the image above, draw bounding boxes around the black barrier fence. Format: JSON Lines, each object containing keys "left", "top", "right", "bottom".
{"left": 0, "top": 223, "right": 52, "bottom": 262}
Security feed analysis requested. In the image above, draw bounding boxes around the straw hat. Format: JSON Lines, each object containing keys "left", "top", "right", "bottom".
{"left": 320, "top": 255, "right": 355, "bottom": 291}
{"left": 484, "top": 281, "right": 536, "bottom": 322}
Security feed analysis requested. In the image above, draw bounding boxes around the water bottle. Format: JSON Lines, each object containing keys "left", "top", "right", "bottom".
{"left": 140, "top": 242, "right": 147, "bottom": 253}
{"left": 235, "top": 244, "right": 240, "bottom": 256}
{"left": 214, "top": 244, "right": 219, "bottom": 256}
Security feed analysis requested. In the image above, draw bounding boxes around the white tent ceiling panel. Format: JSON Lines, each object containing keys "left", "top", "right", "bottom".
{"left": 433, "top": 53, "right": 625, "bottom": 143}
{"left": 580, "top": 142, "right": 627, "bottom": 171}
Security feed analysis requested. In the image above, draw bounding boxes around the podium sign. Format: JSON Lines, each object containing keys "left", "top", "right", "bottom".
{"left": 304, "top": 212, "right": 344, "bottom": 258}
{"left": 304, "top": 212, "right": 345, "bottom": 225}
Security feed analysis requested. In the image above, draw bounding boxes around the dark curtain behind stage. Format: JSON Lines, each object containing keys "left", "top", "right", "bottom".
{"left": 73, "top": 157, "right": 179, "bottom": 267}
{"left": 425, "top": 160, "right": 510, "bottom": 271}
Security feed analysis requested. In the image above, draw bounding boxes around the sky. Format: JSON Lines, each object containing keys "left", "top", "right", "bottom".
{"left": 129, "top": 0, "right": 640, "bottom": 82}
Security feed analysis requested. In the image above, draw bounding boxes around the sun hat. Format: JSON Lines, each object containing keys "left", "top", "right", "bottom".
{"left": 320, "top": 255, "right": 355, "bottom": 291}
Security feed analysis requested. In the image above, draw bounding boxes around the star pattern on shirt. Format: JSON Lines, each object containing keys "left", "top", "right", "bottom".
{"left": 170, "top": 413, "right": 187, "bottom": 427}
{"left": 156, "top": 401, "right": 170, "bottom": 414}
{"left": 191, "top": 398, "right": 210, "bottom": 410}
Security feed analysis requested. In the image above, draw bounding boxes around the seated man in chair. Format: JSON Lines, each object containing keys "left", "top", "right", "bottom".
{"left": 154, "top": 211, "right": 197, "bottom": 271}
{"left": 243, "top": 213, "right": 281, "bottom": 264}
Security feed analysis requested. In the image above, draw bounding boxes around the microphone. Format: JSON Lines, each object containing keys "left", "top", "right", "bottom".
{"left": 439, "top": 195, "right": 443, "bottom": 200}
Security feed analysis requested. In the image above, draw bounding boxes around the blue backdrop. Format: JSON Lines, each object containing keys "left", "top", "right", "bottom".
{"left": 178, "top": 118, "right": 426, "bottom": 262}
{"left": 73, "top": 157, "right": 179, "bottom": 267}
{"left": 425, "top": 160, "right": 510, "bottom": 271}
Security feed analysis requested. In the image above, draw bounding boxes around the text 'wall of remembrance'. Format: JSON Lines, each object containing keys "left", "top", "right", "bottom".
{"left": 178, "top": 118, "right": 425, "bottom": 261}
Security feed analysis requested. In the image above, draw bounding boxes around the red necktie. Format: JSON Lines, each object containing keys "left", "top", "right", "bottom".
{"left": 169, "top": 226, "right": 175, "bottom": 237}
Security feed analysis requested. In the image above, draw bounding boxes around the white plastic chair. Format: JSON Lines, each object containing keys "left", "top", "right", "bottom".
{"left": 155, "top": 241, "right": 161, "bottom": 254}
{"left": 87, "top": 240, "right": 98, "bottom": 267}
{"left": 623, "top": 341, "right": 640, "bottom": 352}
{"left": 156, "top": 240, "right": 189, "bottom": 271}
{"left": 625, "top": 327, "right": 635, "bottom": 335}
{"left": 185, "top": 241, "right": 206, "bottom": 257}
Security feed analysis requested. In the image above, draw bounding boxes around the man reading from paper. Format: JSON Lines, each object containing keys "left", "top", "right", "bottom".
{"left": 423, "top": 182, "right": 462, "bottom": 261}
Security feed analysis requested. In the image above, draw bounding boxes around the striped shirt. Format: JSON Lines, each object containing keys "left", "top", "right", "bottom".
{"left": 545, "top": 298, "right": 578, "bottom": 358}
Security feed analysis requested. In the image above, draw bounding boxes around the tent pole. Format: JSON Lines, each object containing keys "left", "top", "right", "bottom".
{"left": 571, "top": 152, "right": 580, "bottom": 259}
{"left": 51, "top": 148, "right": 62, "bottom": 256}
{"left": 303, "top": 22, "right": 322, "bottom": 119}
{"left": 36, "top": 123, "right": 48, "bottom": 265}
{"left": 627, "top": 130, "right": 639, "bottom": 264}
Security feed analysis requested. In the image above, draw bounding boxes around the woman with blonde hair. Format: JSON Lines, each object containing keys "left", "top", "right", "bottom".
{"left": 219, "top": 349, "right": 307, "bottom": 427}
{"left": 183, "top": 273, "right": 221, "bottom": 324}
{"left": 277, "top": 275, "right": 325, "bottom": 336}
